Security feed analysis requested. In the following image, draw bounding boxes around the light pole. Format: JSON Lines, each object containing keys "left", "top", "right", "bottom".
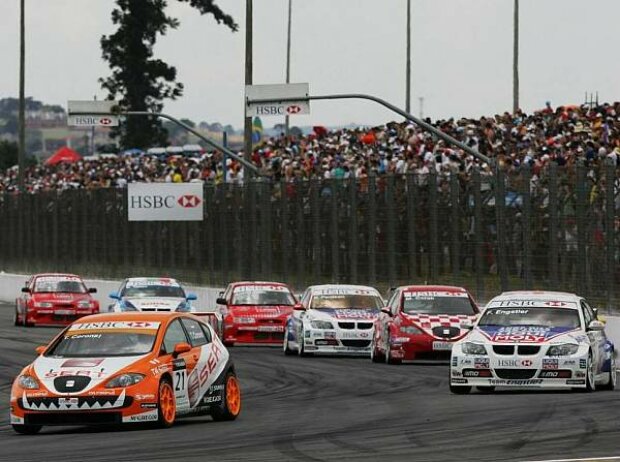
{"left": 405, "top": 0, "right": 411, "bottom": 114}
{"left": 513, "top": 0, "right": 519, "bottom": 113}
{"left": 285, "top": 0, "right": 292, "bottom": 135}
{"left": 18, "top": 0, "right": 26, "bottom": 192}
{"left": 243, "top": 0, "right": 253, "bottom": 168}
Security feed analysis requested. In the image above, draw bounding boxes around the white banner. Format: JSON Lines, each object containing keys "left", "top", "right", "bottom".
{"left": 127, "top": 183, "right": 204, "bottom": 221}
{"left": 245, "top": 83, "right": 310, "bottom": 117}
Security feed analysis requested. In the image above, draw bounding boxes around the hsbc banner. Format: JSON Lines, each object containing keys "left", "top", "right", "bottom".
{"left": 128, "top": 183, "right": 204, "bottom": 221}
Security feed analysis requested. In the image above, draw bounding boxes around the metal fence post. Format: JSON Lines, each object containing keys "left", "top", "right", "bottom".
{"left": 428, "top": 168, "right": 438, "bottom": 282}
{"left": 450, "top": 171, "right": 460, "bottom": 283}
{"left": 576, "top": 161, "right": 587, "bottom": 296}
{"left": 368, "top": 171, "right": 377, "bottom": 285}
{"left": 549, "top": 162, "right": 559, "bottom": 287}
{"left": 296, "top": 180, "right": 306, "bottom": 289}
{"left": 495, "top": 166, "right": 509, "bottom": 291}
{"left": 472, "top": 167, "right": 484, "bottom": 301}
{"left": 311, "top": 179, "right": 320, "bottom": 283}
{"left": 331, "top": 179, "right": 340, "bottom": 283}
{"left": 522, "top": 165, "right": 532, "bottom": 289}
{"left": 386, "top": 174, "right": 396, "bottom": 287}
{"left": 249, "top": 179, "right": 258, "bottom": 280}
{"left": 261, "top": 179, "right": 273, "bottom": 279}
{"left": 349, "top": 174, "right": 358, "bottom": 283}
{"left": 605, "top": 159, "right": 615, "bottom": 311}
{"left": 280, "top": 180, "right": 289, "bottom": 282}
{"left": 406, "top": 172, "right": 417, "bottom": 279}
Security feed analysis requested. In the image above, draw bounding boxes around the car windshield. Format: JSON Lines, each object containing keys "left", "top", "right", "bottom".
{"left": 34, "top": 278, "right": 86, "bottom": 294}
{"left": 46, "top": 331, "right": 157, "bottom": 357}
{"left": 231, "top": 287, "right": 295, "bottom": 305}
{"left": 479, "top": 307, "right": 581, "bottom": 329}
{"left": 311, "top": 294, "right": 383, "bottom": 309}
{"left": 121, "top": 282, "right": 185, "bottom": 298}
{"left": 402, "top": 292, "right": 476, "bottom": 315}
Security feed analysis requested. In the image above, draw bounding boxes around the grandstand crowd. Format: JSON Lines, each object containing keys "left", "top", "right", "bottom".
{"left": 1, "top": 102, "right": 619, "bottom": 193}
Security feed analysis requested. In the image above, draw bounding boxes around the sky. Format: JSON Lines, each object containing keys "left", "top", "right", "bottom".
{"left": 1, "top": 0, "right": 619, "bottom": 130}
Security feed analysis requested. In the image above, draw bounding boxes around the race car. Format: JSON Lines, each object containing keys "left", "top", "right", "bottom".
{"left": 449, "top": 290, "right": 616, "bottom": 394}
{"left": 10, "top": 312, "right": 241, "bottom": 434}
{"left": 283, "top": 284, "right": 384, "bottom": 356}
{"left": 216, "top": 281, "right": 297, "bottom": 346}
{"left": 372, "top": 285, "right": 479, "bottom": 364}
{"left": 108, "top": 277, "right": 197, "bottom": 312}
{"left": 15, "top": 273, "right": 99, "bottom": 327}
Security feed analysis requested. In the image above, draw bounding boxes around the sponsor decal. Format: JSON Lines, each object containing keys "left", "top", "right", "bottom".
{"left": 317, "top": 308, "right": 379, "bottom": 320}
{"left": 474, "top": 358, "right": 490, "bottom": 369}
{"left": 315, "top": 288, "right": 374, "bottom": 296}
{"left": 88, "top": 390, "right": 116, "bottom": 396}
{"left": 25, "top": 391, "right": 49, "bottom": 398}
{"left": 126, "top": 278, "right": 180, "bottom": 288}
{"left": 124, "top": 410, "right": 158, "bottom": 422}
{"left": 45, "top": 368, "right": 106, "bottom": 378}
{"left": 543, "top": 358, "right": 559, "bottom": 370}
{"left": 451, "top": 356, "right": 458, "bottom": 367}
{"left": 202, "top": 395, "right": 222, "bottom": 404}
{"left": 135, "top": 394, "right": 156, "bottom": 401}
{"left": 151, "top": 364, "right": 169, "bottom": 377}
{"left": 451, "top": 378, "right": 468, "bottom": 384}
{"left": 172, "top": 359, "right": 186, "bottom": 371}
{"left": 234, "top": 285, "right": 287, "bottom": 292}
{"left": 563, "top": 359, "right": 577, "bottom": 366}
{"left": 36, "top": 276, "right": 82, "bottom": 283}
{"left": 489, "top": 379, "right": 543, "bottom": 385}
{"left": 539, "top": 371, "right": 560, "bottom": 378}
{"left": 480, "top": 325, "right": 575, "bottom": 343}
{"left": 403, "top": 291, "right": 468, "bottom": 299}
{"left": 61, "top": 358, "right": 104, "bottom": 368}
{"left": 140, "top": 403, "right": 158, "bottom": 409}
{"left": 579, "top": 359, "right": 587, "bottom": 369}
{"left": 488, "top": 300, "right": 578, "bottom": 308}
{"left": 575, "top": 371, "right": 586, "bottom": 378}
{"left": 451, "top": 370, "right": 463, "bottom": 377}
{"left": 521, "top": 359, "right": 533, "bottom": 367}
{"left": 566, "top": 379, "right": 586, "bottom": 385}
{"left": 198, "top": 342, "right": 223, "bottom": 387}
{"left": 69, "top": 321, "right": 160, "bottom": 331}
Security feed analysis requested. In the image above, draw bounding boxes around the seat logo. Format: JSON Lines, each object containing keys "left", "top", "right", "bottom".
{"left": 178, "top": 195, "right": 201, "bottom": 208}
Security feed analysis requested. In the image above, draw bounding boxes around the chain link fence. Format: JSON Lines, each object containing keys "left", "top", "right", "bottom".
{"left": 1, "top": 161, "right": 618, "bottom": 309}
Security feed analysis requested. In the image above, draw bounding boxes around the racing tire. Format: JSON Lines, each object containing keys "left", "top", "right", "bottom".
{"left": 450, "top": 385, "right": 472, "bottom": 394}
{"left": 371, "top": 339, "right": 384, "bottom": 363}
{"left": 298, "top": 330, "right": 311, "bottom": 357}
{"left": 600, "top": 353, "right": 616, "bottom": 391}
{"left": 385, "top": 335, "right": 401, "bottom": 365}
{"left": 223, "top": 341, "right": 234, "bottom": 348}
{"left": 283, "top": 328, "right": 296, "bottom": 356}
{"left": 476, "top": 386, "right": 495, "bottom": 393}
{"left": 12, "top": 424, "right": 42, "bottom": 435}
{"left": 157, "top": 378, "right": 176, "bottom": 428}
{"left": 585, "top": 351, "right": 596, "bottom": 393}
{"left": 211, "top": 371, "right": 242, "bottom": 421}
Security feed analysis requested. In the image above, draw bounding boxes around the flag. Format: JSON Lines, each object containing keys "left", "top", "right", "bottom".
{"left": 252, "top": 117, "right": 263, "bottom": 146}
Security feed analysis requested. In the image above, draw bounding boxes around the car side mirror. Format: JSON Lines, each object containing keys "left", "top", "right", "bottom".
{"left": 293, "top": 303, "right": 305, "bottom": 311}
{"left": 587, "top": 320, "right": 605, "bottom": 332}
{"left": 88, "top": 287, "right": 97, "bottom": 294}
{"left": 109, "top": 292, "right": 120, "bottom": 300}
{"left": 35, "top": 345, "right": 46, "bottom": 355}
{"left": 186, "top": 293, "right": 197, "bottom": 301}
{"left": 381, "top": 307, "right": 392, "bottom": 316}
{"left": 460, "top": 321, "right": 474, "bottom": 330}
{"left": 173, "top": 342, "right": 192, "bottom": 357}
{"left": 21, "top": 287, "right": 31, "bottom": 293}
{"left": 216, "top": 297, "right": 227, "bottom": 305}
{"left": 592, "top": 307, "right": 599, "bottom": 318}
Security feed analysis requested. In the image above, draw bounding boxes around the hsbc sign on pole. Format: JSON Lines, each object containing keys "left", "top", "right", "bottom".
{"left": 67, "top": 101, "right": 120, "bottom": 127}
{"left": 245, "top": 83, "right": 310, "bottom": 117}
{"left": 128, "top": 183, "right": 203, "bottom": 221}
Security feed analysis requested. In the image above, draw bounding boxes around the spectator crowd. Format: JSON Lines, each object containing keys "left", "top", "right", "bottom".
{"left": 1, "top": 101, "right": 620, "bottom": 193}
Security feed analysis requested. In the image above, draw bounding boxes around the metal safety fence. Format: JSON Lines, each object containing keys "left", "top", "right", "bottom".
{"left": 0, "top": 161, "right": 618, "bottom": 309}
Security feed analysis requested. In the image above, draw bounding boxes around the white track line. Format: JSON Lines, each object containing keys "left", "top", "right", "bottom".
{"left": 523, "top": 456, "right": 620, "bottom": 462}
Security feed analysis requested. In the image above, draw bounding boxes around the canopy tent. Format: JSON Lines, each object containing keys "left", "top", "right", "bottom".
{"left": 45, "top": 146, "right": 82, "bottom": 166}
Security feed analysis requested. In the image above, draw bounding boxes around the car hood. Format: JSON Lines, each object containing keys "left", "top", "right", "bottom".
{"left": 228, "top": 305, "right": 293, "bottom": 318}
{"left": 402, "top": 313, "right": 477, "bottom": 337}
{"left": 123, "top": 297, "right": 184, "bottom": 311}
{"left": 470, "top": 325, "right": 584, "bottom": 344}
{"left": 32, "top": 293, "right": 92, "bottom": 303}
{"left": 306, "top": 308, "right": 379, "bottom": 322}
{"left": 31, "top": 354, "right": 147, "bottom": 395}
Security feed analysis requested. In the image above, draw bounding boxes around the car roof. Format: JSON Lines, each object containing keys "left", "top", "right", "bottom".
{"left": 231, "top": 281, "right": 289, "bottom": 287}
{"left": 73, "top": 312, "right": 186, "bottom": 323}
{"left": 33, "top": 273, "right": 82, "bottom": 279}
{"left": 487, "top": 290, "right": 582, "bottom": 309}
{"left": 308, "top": 284, "right": 380, "bottom": 293}
{"left": 399, "top": 285, "right": 468, "bottom": 293}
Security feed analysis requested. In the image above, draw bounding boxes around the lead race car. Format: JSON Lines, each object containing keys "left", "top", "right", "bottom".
{"left": 108, "top": 277, "right": 197, "bottom": 312}
{"left": 449, "top": 291, "right": 616, "bottom": 393}
{"left": 10, "top": 312, "right": 241, "bottom": 434}
{"left": 15, "top": 273, "right": 99, "bottom": 327}
{"left": 372, "top": 285, "right": 479, "bottom": 364}
{"left": 283, "top": 284, "right": 384, "bottom": 356}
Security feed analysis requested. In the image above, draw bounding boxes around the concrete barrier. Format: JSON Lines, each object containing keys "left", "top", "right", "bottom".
{"left": 0, "top": 272, "right": 224, "bottom": 312}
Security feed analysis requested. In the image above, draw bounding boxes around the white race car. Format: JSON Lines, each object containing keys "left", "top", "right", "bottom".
{"left": 108, "top": 277, "right": 197, "bottom": 313}
{"left": 283, "top": 284, "right": 383, "bottom": 356}
{"left": 450, "top": 291, "right": 616, "bottom": 393}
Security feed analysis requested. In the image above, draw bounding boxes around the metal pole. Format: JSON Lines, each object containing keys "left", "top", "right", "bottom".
{"left": 285, "top": 0, "right": 292, "bottom": 135}
{"left": 243, "top": 0, "right": 253, "bottom": 168}
{"left": 513, "top": 0, "right": 520, "bottom": 113}
{"left": 18, "top": 0, "right": 26, "bottom": 193}
{"left": 405, "top": 0, "right": 411, "bottom": 114}
{"left": 222, "top": 130, "right": 228, "bottom": 180}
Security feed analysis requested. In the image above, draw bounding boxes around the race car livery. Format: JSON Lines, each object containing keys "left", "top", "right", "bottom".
{"left": 372, "top": 285, "right": 479, "bottom": 364}
{"left": 108, "top": 277, "right": 197, "bottom": 313}
{"left": 10, "top": 312, "right": 241, "bottom": 434}
{"left": 449, "top": 291, "right": 616, "bottom": 393}
{"left": 15, "top": 274, "right": 99, "bottom": 327}
{"left": 283, "top": 284, "right": 383, "bottom": 356}
{"left": 217, "top": 281, "right": 296, "bottom": 346}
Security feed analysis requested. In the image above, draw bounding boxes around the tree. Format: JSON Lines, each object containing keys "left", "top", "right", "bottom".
{"left": 0, "top": 140, "right": 18, "bottom": 171}
{"left": 100, "top": 0, "right": 237, "bottom": 149}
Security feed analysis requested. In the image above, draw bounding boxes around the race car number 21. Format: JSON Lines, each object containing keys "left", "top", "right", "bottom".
{"left": 174, "top": 370, "right": 186, "bottom": 391}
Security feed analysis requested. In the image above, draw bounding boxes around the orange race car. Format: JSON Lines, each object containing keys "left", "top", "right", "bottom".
{"left": 10, "top": 312, "right": 241, "bottom": 434}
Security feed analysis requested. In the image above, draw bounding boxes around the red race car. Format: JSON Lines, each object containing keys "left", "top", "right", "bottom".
{"left": 217, "top": 281, "right": 297, "bottom": 346}
{"left": 372, "top": 285, "right": 479, "bottom": 364}
{"left": 14, "top": 274, "right": 99, "bottom": 327}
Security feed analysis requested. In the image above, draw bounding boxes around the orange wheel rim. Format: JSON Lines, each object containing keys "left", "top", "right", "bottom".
{"left": 226, "top": 376, "right": 241, "bottom": 415}
{"left": 159, "top": 382, "right": 175, "bottom": 423}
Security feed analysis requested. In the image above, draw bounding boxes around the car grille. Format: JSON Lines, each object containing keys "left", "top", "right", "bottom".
{"left": 20, "top": 395, "right": 132, "bottom": 411}
{"left": 25, "top": 412, "right": 122, "bottom": 426}
{"left": 493, "top": 345, "right": 515, "bottom": 355}
{"left": 54, "top": 376, "right": 91, "bottom": 393}
{"left": 432, "top": 326, "right": 460, "bottom": 339}
{"left": 341, "top": 340, "right": 371, "bottom": 348}
{"left": 495, "top": 369, "right": 537, "bottom": 380}
{"left": 338, "top": 322, "right": 355, "bottom": 329}
{"left": 517, "top": 345, "right": 540, "bottom": 355}
{"left": 253, "top": 332, "right": 285, "bottom": 341}
{"left": 357, "top": 322, "right": 373, "bottom": 330}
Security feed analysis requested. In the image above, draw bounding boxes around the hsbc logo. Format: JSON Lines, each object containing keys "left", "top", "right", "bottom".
{"left": 286, "top": 105, "right": 301, "bottom": 114}
{"left": 178, "top": 195, "right": 201, "bottom": 208}
{"left": 100, "top": 118, "right": 113, "bottom": 126}
{"left": 521, "top": 359, "right": 533, "bottom": 367}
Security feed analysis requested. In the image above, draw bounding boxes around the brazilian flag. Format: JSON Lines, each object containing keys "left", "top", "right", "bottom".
{"left": 252, "top": 116, "right": 263, "bottom": 146}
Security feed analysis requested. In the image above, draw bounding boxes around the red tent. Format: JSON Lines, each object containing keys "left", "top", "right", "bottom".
{"left": 45, "top": 146, "right": 82, "bottom": 166}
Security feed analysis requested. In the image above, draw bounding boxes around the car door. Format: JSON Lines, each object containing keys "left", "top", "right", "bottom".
{"left": 290, "top": 289, "right": 310, "bottom": 345}
{"left": 581, "top": 300, "right": 606, "bottom": 374}
{"left": 161, "top": 318, "right": 195, "bottom": 414}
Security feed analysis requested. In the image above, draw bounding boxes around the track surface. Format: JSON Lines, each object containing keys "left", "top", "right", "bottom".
{"left": 1, "top": 303, "right": 619, "bottom": 462}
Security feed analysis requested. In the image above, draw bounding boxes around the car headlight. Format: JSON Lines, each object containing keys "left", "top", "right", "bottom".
{"left": 235, "top": 317, "right": 256, "bottom": 324}
{"left": 33, "top": 302, "right": 53, "bottom": 308}
{"left": 311, "top": 320, "right": 334, "bottom": 330}
{"left": 547, "top": 344, "right": 579, "bottom": 356}
{"left": 121, "top": 300, "right": 138, "bottom": 312}
{"left": 176, "top": 301, "right": 190, "bottom": 312}
{"left": 400, "top": 325, "right": 423, "bottom": 335}
{"left": 18, "top": 375, "right": 40, "bottom": 390}
{"left": 105, "top": 373, "right": 145, "bottom": 388}
{"left": 462, "top": 342, "right": 487, "bottom": 355}
{"left": 77, "top": 300, "right": 93, "bottom": 309}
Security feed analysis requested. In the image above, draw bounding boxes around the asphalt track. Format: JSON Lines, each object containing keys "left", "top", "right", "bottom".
{"left": 1, "top": 303, "right": 620, "bottom": 462}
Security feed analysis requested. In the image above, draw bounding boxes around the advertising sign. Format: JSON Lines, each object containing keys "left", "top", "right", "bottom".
{"left": 128, "top": 183, "right": 203, "bottom": 221}
{"left": 245, "top": 83, "right": 310, "bottom": 117}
